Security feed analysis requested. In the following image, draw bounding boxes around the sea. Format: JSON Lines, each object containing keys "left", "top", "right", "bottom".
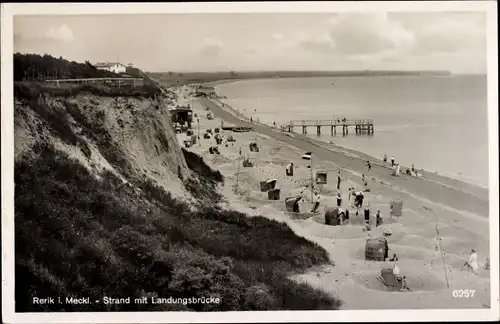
{"left": 215, "top": 75, "right": 489, "bottom": 188}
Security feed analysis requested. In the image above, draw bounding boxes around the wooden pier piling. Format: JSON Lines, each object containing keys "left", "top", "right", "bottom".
{"left": 285, "top": 118, "right": 374, "bottom": 136}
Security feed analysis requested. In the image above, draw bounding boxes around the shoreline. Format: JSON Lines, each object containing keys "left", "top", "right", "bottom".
{"left": 211, "top": 80, "right": 489, "bottom": 191}
{"left": 206, "top": 91, "right": 488, "bottom": 202}
{"left": 196, "top": 95, "right": 488, "bottom": 217}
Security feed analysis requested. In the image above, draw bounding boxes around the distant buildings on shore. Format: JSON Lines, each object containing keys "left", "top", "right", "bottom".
{"left": 194, "top": 85, "right": 217, "bottom": 98}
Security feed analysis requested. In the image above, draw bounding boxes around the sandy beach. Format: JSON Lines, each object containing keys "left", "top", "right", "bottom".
{"left": 171, "top": 84, "right": 490, "bottom": 309}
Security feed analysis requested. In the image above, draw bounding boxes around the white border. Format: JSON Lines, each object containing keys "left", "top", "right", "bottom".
{"left": 1, "top": 2, "right": 498, "bottom": 323}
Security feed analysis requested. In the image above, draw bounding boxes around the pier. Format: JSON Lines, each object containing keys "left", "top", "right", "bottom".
{"left": 283, "top": 118, "right": 374, "bottom": 136}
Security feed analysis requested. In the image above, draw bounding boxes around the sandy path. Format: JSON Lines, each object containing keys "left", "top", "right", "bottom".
{"left": 172, "top": 86, "right": 491, "bottom": 310}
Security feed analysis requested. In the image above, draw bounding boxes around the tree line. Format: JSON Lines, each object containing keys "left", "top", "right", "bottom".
{"left": 13, "top": 53, "right": 121, "bottom": 81}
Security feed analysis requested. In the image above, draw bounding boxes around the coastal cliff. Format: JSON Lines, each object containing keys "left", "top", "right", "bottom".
{"left": 13, "top": 55, "right": 340, "bottom": 312}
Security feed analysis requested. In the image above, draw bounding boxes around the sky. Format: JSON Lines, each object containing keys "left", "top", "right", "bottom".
{"left": 13, "top": 12, "right": 487, "bottom": 73}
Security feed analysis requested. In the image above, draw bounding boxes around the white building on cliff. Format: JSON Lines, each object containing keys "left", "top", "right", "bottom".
{"left": 94, "top": 62, "right": 127, "bottom": 74}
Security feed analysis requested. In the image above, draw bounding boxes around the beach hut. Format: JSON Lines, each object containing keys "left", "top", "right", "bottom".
{"left": 249, "top": 142, "right": 260, "bottom": 152}
{"left": 260, "top": 179, "right": 277, "bottom": 192}
{"left": 227, "top": 134, "right": 236, "bottom": 142}
{"left": 203, "top": 133, "right": 211, "bottom": 139}
{"left": 190, "top": 135, "right": 197, "bottom": 145}
{"left": 365, "top": 237, "right": 389, "bottom": 261}
{"left": 214, "top": 128, "right": 220, "bottom": 133}
{"left": 214, "top": 134, "right": 223, "bottom": 145}
{"left": 390, "top": 199, "right": 404, "bottom": 218}
{"left": 285, "top": 196, "right": 302, "bottom": 213}
{"left": 377, "top": 268, "right": 406, "bottom": 291}
{"left": 316, "top": 171, "right": 327, "bottom": 184}
{"left": 324, "top": 207, "right": 341, "bottom": 226}
{"left": 267, "top": 188, "right": 281, "bottom": 200}
{"left": 242, "top": 158, "right": 254, "bottom": 168}
{"left": 209, "top": 146, "right": 220, "bottom": 155}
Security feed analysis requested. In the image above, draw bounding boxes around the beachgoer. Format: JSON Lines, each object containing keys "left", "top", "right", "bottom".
{"left": 286, "top": 162, "right": 294, "bottom": 176}
{"left": 389, "top": 254, "right": 399, "bottom": 262}
{"left": 353, "top": 191, "right": 360, "bottom": 207}
{"left": 293, "top": 197, "right": 301, "bottom": 213}
{"left": 273, "top": 121, "right": 276, "bottom": 128}
{"left": 465, "top": 249, "right": 479, "bottom": 275}
{"left": 401, "top": 276, "right": 409, "bottom": 290}
{"left": 250, "top": 116, "right": 253, "bottom": 123}
{"left": 311, "top": 192, "right": 321, "bottom": 213}
{"left": 391, "top": 156, "right": 395, "bottom": 167}
{"left": 411, "top": 164, "right": 415, "bottom": 172}
{"left": 406, "top": 168, "right": 411, "bottom": 175}
{"left": 484, "top": 257, "right": 490, "bottom": 270}
{"left": 357, "top": 191, "right": 364, "bottom": 208}
{"left": 337, "top": 192, "right": 342, "bottom": 207}
{"left": 364, "top": 203, "right": 370, "bottom": 224}
{"left": 393, "top": 263, "right": 401, "bottom": 277}
{"left": 383, "top": 154, "right": 388, "bottom": 164}
{"left": 337, "top": 208, "right": 345, "bottom": 225}
{"left": 376, "top": 210, "right": 383, "bottom": 227}
{"left": 337, "top": 173, "right": 341, "bottom": 190}
{"left": 367, "top": 161, "right": 372, "bottom": 171}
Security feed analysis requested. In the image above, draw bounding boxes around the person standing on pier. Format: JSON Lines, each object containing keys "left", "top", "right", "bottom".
{"left": 391, "top": 156, "right": 395, "bottom": 167}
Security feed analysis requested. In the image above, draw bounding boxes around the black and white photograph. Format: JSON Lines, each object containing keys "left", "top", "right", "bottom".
{"left": 1, "top": 2, "right": 498, "bottom": 323}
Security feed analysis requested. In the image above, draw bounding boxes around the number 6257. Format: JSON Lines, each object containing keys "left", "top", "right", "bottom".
{"left": 452, "top": 289, "right": 475, "bottom": 298}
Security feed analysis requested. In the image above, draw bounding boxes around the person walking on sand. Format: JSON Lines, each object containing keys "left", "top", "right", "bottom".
{"left": 376, "top": 210, "right": 383, "bottom": 227}
{"left": 364, "top": 203, "right": 370, "bottom": 224}
{"left": 383, "top": 154, "right": 388, "bottom": 164}
{"left": 391, "top": 156, "right": 395, "bottom": 167}
{"left": 311, "top": 192, "right": 321, "bottom": 213}
{"left": 362, "top": 174, "right": 368, "bottom": 188}
{"left": 465, "top": 249, "right": 479, "bottom": 275}
{"left": 250, "top": 116, "right": 253, "bottom": 123}
{"left": 401, "top": 276, "right": 410, "bottom": 291}
{"left": 337, "top": 192, "right": 342, "bottom": 207}
{"left": 337, "top": 172, "right": 341, "bottom": 190}
{"left": 367, "top": 161, "right": 372, "bottom": 171}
